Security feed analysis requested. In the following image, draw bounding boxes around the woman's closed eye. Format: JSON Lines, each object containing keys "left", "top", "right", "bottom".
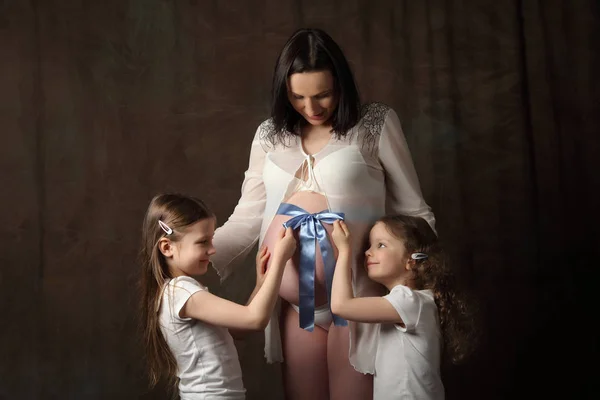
{"left": 292, "top": 92, "right": 331, "bottom": 100}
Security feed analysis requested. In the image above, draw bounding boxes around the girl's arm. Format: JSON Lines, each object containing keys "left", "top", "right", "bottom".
{"left": 330, "top": 221, "right": 404, "bottom": 324}
{"left": 229, "top": 246, "right": 271, "bottom": 338}
{"left": 181, "top": 227, "right": 295, "bottom": 330}
{"left": 244, "top": 244, "right": 271, "bottom": 305}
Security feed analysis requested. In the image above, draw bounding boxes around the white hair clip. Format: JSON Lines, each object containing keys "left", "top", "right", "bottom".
{"left": 158, "top": 220, "right": 173, "bottom": 235}
{"left": 411, "top": 252, "right": 428, "bottom": 260}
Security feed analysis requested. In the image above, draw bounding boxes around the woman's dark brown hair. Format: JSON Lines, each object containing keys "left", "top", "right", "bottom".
{"left": 269, "top": 28, "right": 361, "bottom": 142}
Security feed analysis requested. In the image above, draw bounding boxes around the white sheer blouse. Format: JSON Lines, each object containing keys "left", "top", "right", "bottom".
{"left": 211, "top": 103, "right": 435, "bottom": 373}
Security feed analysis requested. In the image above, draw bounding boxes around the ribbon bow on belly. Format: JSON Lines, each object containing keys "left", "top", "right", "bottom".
{"left": 276, "top": 203, "right": 348, "bottom": 331}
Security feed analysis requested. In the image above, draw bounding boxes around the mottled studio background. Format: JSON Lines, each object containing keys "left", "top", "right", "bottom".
{"left": 1, "top": 0, "right": 598, "bottom": 399}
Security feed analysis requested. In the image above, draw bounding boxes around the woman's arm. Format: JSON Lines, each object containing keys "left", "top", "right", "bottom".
{"left": 379, "top": 108, "right": 436, "bottom": 232}
{"left": 181, "top": 227, "right": 296, "bottom": 330}
{"left": 211, "top": 122, "right": 270, "bottom": 281}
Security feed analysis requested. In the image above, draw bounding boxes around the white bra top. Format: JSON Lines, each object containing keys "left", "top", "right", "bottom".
{"left": 294, "top": 154, "right": 327, "bottom": 196}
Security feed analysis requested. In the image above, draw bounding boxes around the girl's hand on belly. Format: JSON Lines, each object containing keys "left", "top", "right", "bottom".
{"left": 331, "top": 220, "right": 352, "bottom": 254}
{"left": 272, "top": 227, "right": 297, "bottom": 264}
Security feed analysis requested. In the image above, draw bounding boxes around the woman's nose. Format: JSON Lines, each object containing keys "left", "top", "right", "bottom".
{"left": 305, "top": 99, "right": 318, "bottom": 115}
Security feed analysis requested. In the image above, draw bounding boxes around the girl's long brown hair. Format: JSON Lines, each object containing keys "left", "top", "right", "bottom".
{"left": 139, "top": 193, "right": 214, "bottom": 391}
{"left": 378, "top": 215, "right": 478, "bottom": 364}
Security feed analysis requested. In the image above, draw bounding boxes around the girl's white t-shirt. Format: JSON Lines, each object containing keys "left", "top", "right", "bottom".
{"left": 159, "top": 276, "right": 245, "bottom": 400}
{"left": 375, "top": 285, "right": 444, "bottom": 400}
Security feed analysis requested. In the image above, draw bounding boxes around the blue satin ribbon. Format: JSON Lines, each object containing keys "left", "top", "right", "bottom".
{"left": 276, "top": 203, "right": 348, "bottom": 331}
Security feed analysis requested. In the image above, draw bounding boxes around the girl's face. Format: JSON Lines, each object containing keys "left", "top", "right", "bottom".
{"left": 287, "top": 70, "right": 338, "bottom": 127}
{"left": 364, "top": 222, "right": 412, "bottom": 289}
{"left": 168, "top": 218, "right": 216, "bottom": 277}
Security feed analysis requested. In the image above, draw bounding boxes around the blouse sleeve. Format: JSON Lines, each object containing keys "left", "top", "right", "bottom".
{"left": 211, "top": 123, "right": 268, "bottom": 281}
{"left": 378, "top": 108, "right": 436, "bottom": 231}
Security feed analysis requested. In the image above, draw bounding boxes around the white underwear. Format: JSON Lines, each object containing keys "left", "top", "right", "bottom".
{"left": 290, "top": 303, "right": 332, "bottom": 331}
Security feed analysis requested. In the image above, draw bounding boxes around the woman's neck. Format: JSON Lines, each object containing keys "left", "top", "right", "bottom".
{"left": 300, "top": 120, "right": 333, "bottom": 137}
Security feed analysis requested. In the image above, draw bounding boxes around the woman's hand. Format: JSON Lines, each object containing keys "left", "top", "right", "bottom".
{"left": 255, "top": 246, "right": 270, "bottom": 288}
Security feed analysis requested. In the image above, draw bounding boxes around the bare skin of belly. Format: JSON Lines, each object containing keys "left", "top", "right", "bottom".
{"left": 261, "top": 190, "right": 335, "bottom": 307}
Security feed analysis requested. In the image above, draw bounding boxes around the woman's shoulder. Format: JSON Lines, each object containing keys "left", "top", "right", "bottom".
{"left": 257, "top": 117, "right": 276, "bottom": 134}
{"left": 360, "top": 102, "right": 392, "bottom": 119}
{"left": 256, "top": 118, "right": 298, "bottom": 150}
{"left": 352, "top": 102, "right": 395, "bottom": 151}
{"left": 358, "top": 102, "right": 398, "bottom": 130}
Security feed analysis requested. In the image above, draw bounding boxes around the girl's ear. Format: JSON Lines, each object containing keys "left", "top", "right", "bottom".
{"left": 405, "top": 259, "right": 415, "bottom": 271}
{"left": 158, "top": 238, "right": 174, "bottom": 258}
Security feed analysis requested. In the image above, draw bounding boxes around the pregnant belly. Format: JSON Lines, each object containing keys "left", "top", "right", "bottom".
{"left": 261, "top": 191, "right": 337, "bottom": 307}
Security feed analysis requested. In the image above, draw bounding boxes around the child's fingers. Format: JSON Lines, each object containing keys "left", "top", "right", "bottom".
{"left": 340, "top": 220, "right": 349, "bottom": 235}
{"left": 284, "top": 227, "right": 293, "bottom": 237}
{"left": 333, "top": 220, "right": 345, "bottom": 234}
{"left": 277, "top": 225, "right": 287, "bottom": 239}
{"left": 333, "top": 220, "right": 342, "bottom": 233}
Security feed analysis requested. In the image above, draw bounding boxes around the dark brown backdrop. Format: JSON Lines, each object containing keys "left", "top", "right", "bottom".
{"left": 2, "top": 0, "right": 598, "bottom": 399}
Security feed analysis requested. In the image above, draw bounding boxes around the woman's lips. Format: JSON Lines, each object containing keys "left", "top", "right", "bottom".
{"left": 307, "top": 113, "right": 326, "bottom": 120}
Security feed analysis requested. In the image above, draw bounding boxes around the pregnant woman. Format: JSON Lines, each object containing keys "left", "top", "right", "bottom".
{"left": 211, "top": 28, "right": 435, "bottom": 400}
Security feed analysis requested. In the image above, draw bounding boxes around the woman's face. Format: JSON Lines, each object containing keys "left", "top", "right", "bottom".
{"left": 287, "top": 70, "right": 338, "bottom": 127}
